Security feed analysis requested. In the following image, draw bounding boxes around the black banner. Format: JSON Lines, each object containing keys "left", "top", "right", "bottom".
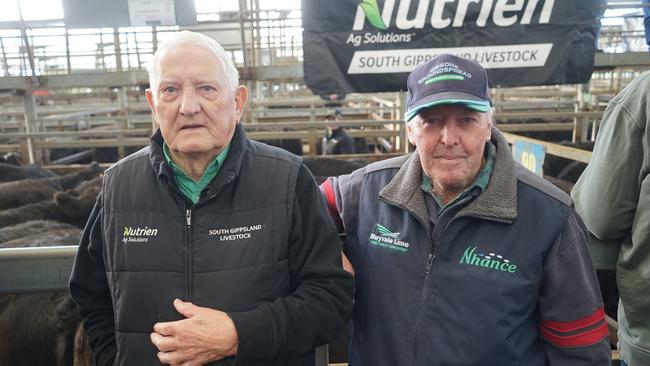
{"left": 302, "top": 0, "right": 605, "bottom": 97}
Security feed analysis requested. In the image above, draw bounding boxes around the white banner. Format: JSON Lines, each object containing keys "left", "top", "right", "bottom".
{"left": 347, "top": 44, "right": 553, "bottom": 74}
{"left": 129, "top": 0, "right": 176, "bottom": 26}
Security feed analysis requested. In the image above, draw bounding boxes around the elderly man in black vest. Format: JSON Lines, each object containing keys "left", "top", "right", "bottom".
{"left": 69, "top": 30, "right": 353, "bottom": 366}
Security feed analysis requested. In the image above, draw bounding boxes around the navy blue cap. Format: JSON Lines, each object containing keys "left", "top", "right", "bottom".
{"left": 405, "top": 54, "right": 492, "bottom": 121}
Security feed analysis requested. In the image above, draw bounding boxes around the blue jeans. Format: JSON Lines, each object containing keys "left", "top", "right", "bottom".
{"left": 621, "top": 360, "right": 628, "bottom": 366}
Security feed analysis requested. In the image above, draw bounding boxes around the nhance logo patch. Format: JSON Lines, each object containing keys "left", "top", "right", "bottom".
{"left": 369, "top": 223, "right": 410, "bottom": 252}
{"left": 459, "top": 246, "right": 518, "bottom": 273}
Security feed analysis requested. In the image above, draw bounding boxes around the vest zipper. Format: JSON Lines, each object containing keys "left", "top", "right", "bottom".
{"left": 185, "top": 208, "right": 193, "bottom": 301}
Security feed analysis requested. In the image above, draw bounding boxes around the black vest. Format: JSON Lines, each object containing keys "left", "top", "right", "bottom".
{"left": 102, "top": 126, "right": 307, "bottom": 365}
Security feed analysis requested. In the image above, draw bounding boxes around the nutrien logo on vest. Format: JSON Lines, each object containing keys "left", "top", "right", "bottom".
{"left": 122, "top": 226, "right": 158, "bottom": 244}
{"left": 459, "top": 246, "right": 518, "bottom": 273}
{"left": 369, "top": 223, "right": 410, "bottom": 252}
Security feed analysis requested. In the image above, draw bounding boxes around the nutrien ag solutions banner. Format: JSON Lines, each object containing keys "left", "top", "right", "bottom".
{"left": 302, "top": 0, "right": 605, "bottom": 96}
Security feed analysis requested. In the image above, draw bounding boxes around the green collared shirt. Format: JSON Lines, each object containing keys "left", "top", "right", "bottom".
{"left": 421, "top": 142, "right": 495, "bottom": 214}
{"left": 163, "top": 143, "right": 230, "bottom": 204}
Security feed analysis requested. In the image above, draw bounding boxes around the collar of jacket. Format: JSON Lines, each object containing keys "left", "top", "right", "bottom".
{"left": 148, "top": 123, "right": 249, "bottom": 200}
{"left": 379, "top": 127, "right": 517, "bottom": 225}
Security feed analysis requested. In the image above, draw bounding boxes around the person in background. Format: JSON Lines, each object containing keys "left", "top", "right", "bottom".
{"left": 572, "top": 71, "right": 650, "bottom": 366}
{"left": 69, "top": 30, "right": 353, "bottom": 366}
{"left": 320, "top": 53, "right": 611, "bottom": 366}
{"left": 322, "top": 108, "right": 356, "bottom": 155}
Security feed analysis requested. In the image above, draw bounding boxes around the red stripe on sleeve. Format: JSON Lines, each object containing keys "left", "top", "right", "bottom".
{"left": 539, "top": 321, "right": 609, "bottom": 348}
{"left": 320, "top": 179, "right": 343, "bottom": 230}
{"left": 321, "top": 179, "right": 338, "bottom": 212}
{"left": 540, "top": 307, "right": 605, "bottom": 333}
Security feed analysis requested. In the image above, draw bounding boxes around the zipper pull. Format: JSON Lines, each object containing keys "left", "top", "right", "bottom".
{"left": 186, "top": 209, "right": 192, "bottom": 227}
{"left": 425, "top": 253, "right": 435, "bottom": 273}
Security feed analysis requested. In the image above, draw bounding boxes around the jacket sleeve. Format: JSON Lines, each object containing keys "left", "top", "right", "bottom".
{"left": 319, "top": 171, "right": 365, "bottom": 237}
{"left": 538, "top": 209, "right": 611, "bottom": 365}
{"left": 571, "top": 100, "right": 643, "bottom": 269}
{"left": 68, "top": 193, "right": 117, "bottom": 366}
{"left": 229, "top": 164, "right": 354, "bottom": 362}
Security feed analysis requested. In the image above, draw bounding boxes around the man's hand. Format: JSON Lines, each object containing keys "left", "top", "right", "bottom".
{"left": 150, "top": 299, "right": 238, "bottom": 366}
{"left": 342, "top": 252, "right": 355, "bottom": 276}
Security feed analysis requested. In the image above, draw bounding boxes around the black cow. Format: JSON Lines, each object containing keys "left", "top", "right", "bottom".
{"left": 0, "top": 163, "right": 102, "bottom": 210}
{"left": 0, "top": 163, "right": 57, "bottom": 183}
{"left": 0, "top": 186, "right": 100, "bottom": 229}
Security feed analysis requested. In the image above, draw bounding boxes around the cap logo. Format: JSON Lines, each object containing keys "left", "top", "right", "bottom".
{"left": 418, "top": 62, "right": 473, "bottom": 85}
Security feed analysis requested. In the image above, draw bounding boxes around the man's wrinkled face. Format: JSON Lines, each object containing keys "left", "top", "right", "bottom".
{"left": 407, "top": 104, "right": 492, "bottom": 195}
{"left": 146, "top": 44, "right": 247, "bottom": 157}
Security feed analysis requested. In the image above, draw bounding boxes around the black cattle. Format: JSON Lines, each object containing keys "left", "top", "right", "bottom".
{"left": 55, "top": 296, "right": 92, "bottom": 366}
{"left": 303, "top": 157, "right": 369, "bottom": 184}
{"left": 0, "top": 186, "right": 100, "bottom": 229}
{"left": 0, "top": 163, "right": 57, "bottom": 183}
{"left": 0, "top": 220, "right": 80, "bottom": 245}
{"left": 0, "top": 291, "right": 92, "bottom": 366}
{"left": 542, "top": 141, "right": 593, "bottom": 184}
{"left": 0, "top": 293, "right": 68, "bottom": 366}
{"left": 72, "top": 176, "right": 102, "bottom": 193}
{"left": 0, "top": 230, "right": 92, "bottom": 366}
{"left": 0, "top": 163, "right": 102, "bottom": 210}
{"left": 542, "top": 175, "right": 575, "bottom": 195}
{"left": 260, "top": 138, "right": 303, "bottom": 156}
{"left": 0, "top": 152, "right": 22, "bottom": 165}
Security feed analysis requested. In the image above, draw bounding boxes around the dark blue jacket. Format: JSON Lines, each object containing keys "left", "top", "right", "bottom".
{"left": 321, "top": 129, "right": 610, "bottom": 366}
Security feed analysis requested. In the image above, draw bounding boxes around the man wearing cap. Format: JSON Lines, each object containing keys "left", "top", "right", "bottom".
{"left": 322, "top": 109, "right": 356, "bottom": 155}
{"left": 320, "top": 54, "right": 610, "bottom": 365}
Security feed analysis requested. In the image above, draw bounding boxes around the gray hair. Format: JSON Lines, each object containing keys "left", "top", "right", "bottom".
{"left": 486, "top": 107, "right": 495, "bottom": 125}
{"left": 147, "top": 30, "right": 239, "bottom": 96}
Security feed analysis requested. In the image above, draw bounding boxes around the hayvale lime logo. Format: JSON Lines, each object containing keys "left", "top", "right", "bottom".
{"left": 369, "top": 223, "right": 410, "bottom": 252}
{"left": 459, "top": 246, "right": 518, "bottom": 273}
{"left": 360, "top": 0, "right": 387, "bottom": 30}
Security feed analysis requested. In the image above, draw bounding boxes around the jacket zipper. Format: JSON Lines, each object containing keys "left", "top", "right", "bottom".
{"left": 391, "top": 195, "right": 473, "bottom": 366}
{"left": 185, "top": 208, "right": 193, "bottom": 301}
{"left": 381, "top": 192, "right": 513, "bottom": 365}
{"left": 379, "top": 198, "right": 435, "bottom": 365}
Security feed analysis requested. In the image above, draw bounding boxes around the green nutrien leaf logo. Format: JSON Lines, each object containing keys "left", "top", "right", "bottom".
{"left": 360, "top": 0, "right": 387, "bottom": 30}
{"left": 122, "top": 225, "right": 159, "bottom": 244}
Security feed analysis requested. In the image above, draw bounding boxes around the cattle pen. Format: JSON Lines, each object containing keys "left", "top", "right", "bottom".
{"left": 2, "top": 0, "right": 649, "bottom": 365}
